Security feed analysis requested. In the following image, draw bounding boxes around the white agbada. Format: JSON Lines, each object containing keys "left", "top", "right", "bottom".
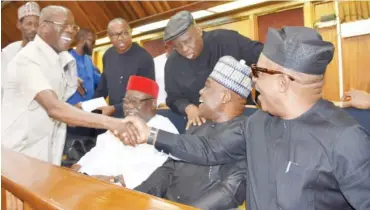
{"left": 78, "top": 114, "right": 179, "bottom": 189}
{"left": 153, "top": 53, "right": 168, "bottom": 106}
{"left": 1, "top": 35, "right": 77, "bottom": 165}
{"left": 2, "top": 41, "right": 23, "bottom": 99}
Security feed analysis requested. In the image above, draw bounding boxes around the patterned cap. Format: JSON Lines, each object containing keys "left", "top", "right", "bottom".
{"left": 209, "top": 56, "right": 254, "bottom": 99}
{"left": 263, "top": 26, "right": 334, "bottom": 75}
{"left": 18, "top": 2, "right": 40, "bottom": 20}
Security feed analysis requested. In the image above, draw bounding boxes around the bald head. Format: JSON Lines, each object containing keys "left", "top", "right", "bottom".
{"left": 39, "top": 6, "right": 70, "bottom": 24}
{"left": 107, "top": 18, "right": 129, "bottom": 32}
{"left": 38, "top": 5, "right": 76, "bottom": 53}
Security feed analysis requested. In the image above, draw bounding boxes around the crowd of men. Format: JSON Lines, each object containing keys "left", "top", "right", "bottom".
{"left": 1, "top": 2, "right": 370, "bottom": 210}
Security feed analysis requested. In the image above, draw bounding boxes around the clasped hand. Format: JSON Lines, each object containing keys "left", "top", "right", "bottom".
{"left": 111, "top": 116, "right": 151, "bottom": 146}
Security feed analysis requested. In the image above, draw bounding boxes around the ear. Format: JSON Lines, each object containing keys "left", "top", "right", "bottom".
{"left": 195, "top": 26, "right": 203, "bottom": 37}
{"left": 17, "top": 21, "right": 21, "bottom": 31}
{"left": 221, "top": 90, "right": 232, "bottom": 104}
{"left": 278, "top": 74, "right": 290, "bottom": 93}
{"left": 152, "top": 99, "right": 157, "bottom": 110}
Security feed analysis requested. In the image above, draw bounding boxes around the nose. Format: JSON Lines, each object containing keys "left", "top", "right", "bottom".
{"left": 30, "top": 24, "right": 38, "bottom": 32}
{"left": 199, "top": 87, "right": 205, "bottom": 95}
{"left": 180, "top": 43, "right": 190, "bottom": 52}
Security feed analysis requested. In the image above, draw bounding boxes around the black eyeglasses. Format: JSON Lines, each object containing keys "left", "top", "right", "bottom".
{"left": 123, "top": 97, "right": 154, "bottom": 106}
{"left": 44, "top": 20, "right": 80, "bottom": 32}
{"left": 251, "top": 64, "right": 295, "bottom": 81}
{"left": 109, "top": 30, "right": 131, "bottom": 39}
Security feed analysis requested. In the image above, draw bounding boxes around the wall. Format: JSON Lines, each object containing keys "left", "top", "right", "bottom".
{"left": 313, "top": 1, "right": 370, "bottom": 101}
{"left": 93, "top": 1, "right": 370, "bottom": 101}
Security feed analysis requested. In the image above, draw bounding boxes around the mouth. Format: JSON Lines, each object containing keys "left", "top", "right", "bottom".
{"left": 185, "top": 53, "right": 194, "bottom": 59}
{"left": 61, "top": 36, "right": 72, "bottom": 41}
{"left": 124, "top": 110, "right": 138, "bottom": 117}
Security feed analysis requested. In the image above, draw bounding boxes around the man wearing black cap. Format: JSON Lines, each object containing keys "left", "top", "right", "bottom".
{"left": 163, "top": 11, "right": 263, "bottom": 128}
{"left": 120, "top": 26, "right": 370, "bottom": 209}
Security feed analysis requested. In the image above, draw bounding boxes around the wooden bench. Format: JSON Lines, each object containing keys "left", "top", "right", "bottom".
{"left": 1, "top": 148, "right": 198, "bottom": 210}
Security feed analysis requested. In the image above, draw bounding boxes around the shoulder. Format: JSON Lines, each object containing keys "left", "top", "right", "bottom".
{"left": 103, "top": 46, "right": 116, "bottom": 58}
{"left": 1, "top": 41, "right": 22, "bottom": 53}
{"left": 205, "top": 29, "right": 241, "bottom": 41}
{"left": 149, "top": 115, "right": 179, "bottom": 134}
{"left": 2, "top": 41, "right": 22, "bottom": 53}
{"left": 164, "top": 51, "right": 180, "bottom": 71}
{"left": 11, "top": 42, "right": 41, "bottom": 67}
{"left": 133, "top": 43, "right": 153, "bottom": 60}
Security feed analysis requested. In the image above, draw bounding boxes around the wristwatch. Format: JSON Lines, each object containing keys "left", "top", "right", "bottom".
{"left": 147, "top": 127, "right": 159, "bottom": 145}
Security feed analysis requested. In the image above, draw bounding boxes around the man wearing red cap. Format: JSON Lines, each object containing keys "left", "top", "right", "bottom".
{"left": 71, "top": 76, "right": 178, "bottom": 189}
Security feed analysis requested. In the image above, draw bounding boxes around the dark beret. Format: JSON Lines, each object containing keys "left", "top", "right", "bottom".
{"left": 262, "top": 26, "right": 335, "bottom": 75}
{"left": 164, "top": 11, "right": 195, "bottom": 42}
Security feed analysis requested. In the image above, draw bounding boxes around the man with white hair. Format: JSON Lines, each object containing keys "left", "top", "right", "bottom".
{"left": 2, "top": 6, "right": 130, "bottom": 165}
{"left": 2, "top": 2, "right": 40, "bottom": 98}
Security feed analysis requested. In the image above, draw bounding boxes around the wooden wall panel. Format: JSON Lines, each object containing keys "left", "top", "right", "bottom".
{"left": 314, "top": 1, "right": 370, "bottom": 100}
{"left": 257, "top": 8, "right": 304, "bottom": 43}
{"left": 317, "top": 27, "right": 340, "bottom": 101}
{"left": 142, "top": 38, "right": 166, "bottom": 57}
{"left": 342, "top": 34, "right": 370, "bottom": 93}
{"left": 204, "top": 19, "right": 253, "bottom": 38}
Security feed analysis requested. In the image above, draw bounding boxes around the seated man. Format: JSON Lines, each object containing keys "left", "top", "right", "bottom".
{"left": 122, "top": 27, "right": 370, "bottom": 209}
{"left": 135, "top": 56, "right": 253, "bottom": 210}
{"left": 71, "top": 76, "right": 178, "bottom": 189}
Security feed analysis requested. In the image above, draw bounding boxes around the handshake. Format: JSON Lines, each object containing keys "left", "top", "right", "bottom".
{"left": 110, "top": 116, "right": 152, "bottom": 146}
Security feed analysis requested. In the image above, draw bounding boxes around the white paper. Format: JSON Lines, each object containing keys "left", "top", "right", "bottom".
{"left": 81, "top": 97, "right": 108, "bottom": 112}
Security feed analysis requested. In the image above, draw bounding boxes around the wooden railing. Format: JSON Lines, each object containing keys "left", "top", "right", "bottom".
{"left": 1, "top": 148, "right": 198, "bottom": 210}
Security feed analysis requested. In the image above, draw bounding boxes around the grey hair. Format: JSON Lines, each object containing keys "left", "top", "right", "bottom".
{"left": 39, "top": 6, "right": 69, "bottom": 24}
{"left": 107, "top": 18, "right": 129, "bottom": 32}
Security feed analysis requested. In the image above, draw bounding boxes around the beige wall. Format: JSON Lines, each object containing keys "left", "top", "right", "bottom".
{"left": 93, "top": 1, "right": 370, "bottom": 101}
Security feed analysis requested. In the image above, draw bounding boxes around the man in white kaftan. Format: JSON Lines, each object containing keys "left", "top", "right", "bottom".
{"left": 2, "top": 35, "right": 77, "bottom": 165}
{"left": 74, "top": 75, "right": 178, "bottom": 189}
{"left": 2, "top": 2, "right": 40, "bottom": 99}
{"left": 2, "top": 6, "right": 130, "bottom": 166}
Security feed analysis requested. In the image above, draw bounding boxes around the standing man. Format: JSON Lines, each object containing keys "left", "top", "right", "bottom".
{"left": 121, "top": 27, "right": 370, "bottom": 209}
{"left": 164, "top": 11, "right": 263, "bottom": 128}
{"left": 2, "top": 6, "right": 129, "bottom": 165}
{"left": 153, "top": 44, "right": 174, "bottom": 107}
{"left": 94, "top": 18, "right": 155, "bottom": 117}
{"left": 2, "top": 2, "right": 40, "bottom": 97}
{"left": 67, "top": 28, "right": 101, "bottom": 106}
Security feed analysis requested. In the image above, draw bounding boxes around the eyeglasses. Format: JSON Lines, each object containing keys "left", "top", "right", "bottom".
{"left": 123, "top": 97, "right": 154, "bottom": 106}
{"left": 44, "top": 20, "right": 80, "bottom": 32}
{"left": 251, "top": 64, "right": 295, "bottom": 81}
{"left": 109, "top": 30, "right": 131, "bottom": 39}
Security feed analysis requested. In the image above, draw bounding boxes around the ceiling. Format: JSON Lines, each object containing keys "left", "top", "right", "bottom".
{"left": 1, "top": 1, "right": 227, "bottom": 48}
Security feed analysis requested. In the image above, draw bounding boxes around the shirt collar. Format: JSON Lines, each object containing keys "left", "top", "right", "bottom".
{"left": 33, "top": 35, "right": 59, "bottom": 62}
{"left": 59, "top": 51, "right": 76, "bottom": 70}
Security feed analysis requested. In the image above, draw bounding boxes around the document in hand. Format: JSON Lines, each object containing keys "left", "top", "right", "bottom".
{"left": 81, "top": 97, "right": 108, "bottom": 112}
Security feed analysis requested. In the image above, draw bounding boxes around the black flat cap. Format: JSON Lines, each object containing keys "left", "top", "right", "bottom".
{"left": 262, "top": 26, "right": 335, "bottom": 75}
{"left": 164, "top": 11, "right": 195, "bottom": 42}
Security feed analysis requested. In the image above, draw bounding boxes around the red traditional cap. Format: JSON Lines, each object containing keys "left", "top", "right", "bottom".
{"left": 126, "top": 76, "right": 159, "bottom": 98}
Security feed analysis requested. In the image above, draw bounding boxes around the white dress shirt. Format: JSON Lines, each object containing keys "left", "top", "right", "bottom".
{"left": 2, "top": 41, "right": 22, "bottom": 99}
{"left": 1, "top": 36, "right": 77, "bottom": 165}
{"left": 154, "top": 53, "right": 168, "bottom": 106}
{"left": 78, "top": 114, "right": 179, "bottom": 189}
